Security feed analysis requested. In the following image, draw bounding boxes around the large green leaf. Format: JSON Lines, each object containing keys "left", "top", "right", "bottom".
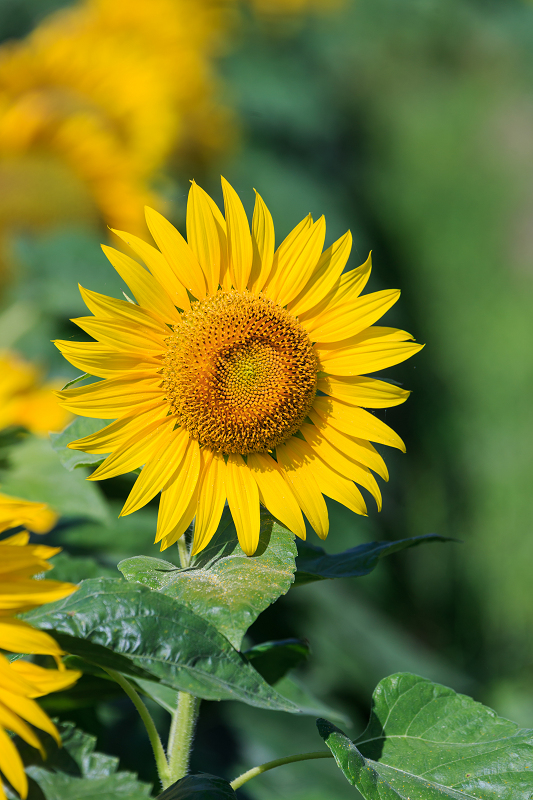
{"left": 118, "top": 509, "right": 296, "bottom": 649}
{"left": 156, "top": 774, "right": 236, "bottom": 799}
{"left": 0, "top": 435, "right": 108, "bottom": 522}
{"left": 50, "top": 416, "right": 108, "bottom": 471}
{"left": 25, "top": 577, "right": 298, "bottom": 711}
{"left": 295, "top": 535, "right": 454, "bottom": 585}
{"left": 13, "top": 721, "right": 151, "bottom": 800}
{"left": 317, "top": 672, "right": 533, "bottom": 798}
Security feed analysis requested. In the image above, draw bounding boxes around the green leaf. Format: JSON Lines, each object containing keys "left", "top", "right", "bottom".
{"left": 25, "top": 577, "right": 299, "bottom": 712}
{"left": 0, "top": 435, "right": 108, "bottom": 522}
{"left": 317, "top": 672, "right": 533, "bottom": 798}
{"left": 244, "top": 638, "right": 310, "bottom": 684}
{"left": 15, "top": 720, "right": 151, "bottom": 799}
{"left": 118, "top": 509, "right": 296, "bottom": 649}
{"left": 295, "top": 535, "right": 455, "bottom": 585}
{"left": 50, "top": 416, "right": 108, "bottom": 471}
{"left": 155, "top": 774, "right": 236, "bottom": 799}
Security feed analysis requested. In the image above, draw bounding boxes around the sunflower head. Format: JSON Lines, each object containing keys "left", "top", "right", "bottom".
{"left": 55, "top": 176, "right": 423, "bottom": 556}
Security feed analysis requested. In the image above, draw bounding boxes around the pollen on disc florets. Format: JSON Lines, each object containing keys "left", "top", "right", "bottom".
{"left": 162, "top": 290, "right": 318, "bottom": 454}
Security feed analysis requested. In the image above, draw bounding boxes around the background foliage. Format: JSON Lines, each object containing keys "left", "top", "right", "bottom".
{"left": 1, "top": 0, "right": 533, "bottom": 797}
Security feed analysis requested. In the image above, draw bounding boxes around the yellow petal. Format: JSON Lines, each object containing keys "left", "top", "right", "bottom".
{"left": 276, "top": 440, "right": 329, "bottom": 539}
{"left": 308, "top": 408, "right": 389, "bottom": 480}
{"left": 300, "top": 423, "right": 381, "bottom": 510}
{"left": 262, "top": 214, "right": 312, "bottom": 297}
{"left": 54, "top": 340, "right": 161, "bottom": 379}
{"left": 225, "top": 453, "right": 260, "bottom": 556}
{"left": 9, "top": 660, "right": 80, "bottom": 696}
{"left": 289, "top": 230, "right": 352, "bottom": 317}
{"left": 57, "top": 373, "right": 164, "bottom": 419}
{"left": 186, "top": 182, "right": 223, "bottom": 295}
{"left": 0, "top": 687, "right": 59, "bottom": 743}
{"left": 313, "top": 396, "right": 405, "bottom": 451}
{"left": 315, "top": 327, "right": 423, "bottom": 376}
{"left": 78, "top": 285, "right": 167, "bottom": 330}
{"left": 305, "top": 289, "right": 401, "bottom": 343}
{"left": 0, "top": 619, "right": 63, "bottom": 656}
{"left": 111, "top": 228, "right": 191, "bottom": 311}
{"left": 68, "top": 401, "right": 169, "bottom": 454}
{"left": 285, "top": 437, "right": 367, "bottom": 516}
{"left": 249, "top": 189, "right": 275, "bottom": 293}
{"left": 0, "top": 696, "right": 45, "bottom": 754}
{"left": 101, "top": 244, "right": 180, "bottom": 323}
{"left": 0, "top": 579, "right": 77, "bottom": 612}
{"left": 298, "top": 251, "right": 372, "bottom": 325}
{"left": 156, "top": 438, "right": 200, "bottom": 540}
{"left": 89, "top": 415, "right": 176, "bottom": 481}
{"left": 145, "top": 205, "right": 206, "bottom": 300}
{"left": 221, "top": 177, "right": 253, "bottom": 292}
{"left": 0, "top": 725, "right": 27, "bottom": 798}
{"left": 191, "top": 450, "right": 226, "bottom": 556}
{"left": 121, "top": 426, "right": 189, "bottom": 517}
{"left": 317, "top": 375, "right": 410, "bottom": 409}
{"left": 247, "top": 452, "right": 306, "bottom": 540}
{"left": 70, "top": 316, "right": 166, "bottom": 354}
{"left": 159, "top": 488, "right": 198, "bottom": 550}
{"left": 268, "top": 217, "right": 326, "bottom": 307}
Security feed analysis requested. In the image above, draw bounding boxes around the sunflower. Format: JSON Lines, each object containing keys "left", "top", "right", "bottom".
{"left": 55, "top": 177, "right": 422, "bottom": 556}
{"left": 0, "top": 505, "right": 80, "bottom": 800}
{"left": 0, "top": 351, "right": 71, "bottom": 435}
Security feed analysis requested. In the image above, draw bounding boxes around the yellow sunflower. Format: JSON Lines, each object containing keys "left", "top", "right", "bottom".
{"left": 55, "top": 177, "right": 422, "bottom": 556}
{"left": 0, "top": 506, "right": 80, "bottom": 800}
{"left": 0, "top": 351, "right": 72, "bottom": 435}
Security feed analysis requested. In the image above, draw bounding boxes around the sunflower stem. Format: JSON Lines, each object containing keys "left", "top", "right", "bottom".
{"left": 167, "top": 691, "right": 200, "bottom": 784}
{"left": 103, "top": 668, "right": 170, "bottom": 787}
{"left": 177, "top": 536, "right": 190, "bottom": 568}
{"left": 230, "top": 751, "right": 333, "bottom": 790}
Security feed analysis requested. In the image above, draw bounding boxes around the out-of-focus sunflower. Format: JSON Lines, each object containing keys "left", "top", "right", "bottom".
{"left": 0, "top": 502, "right": 80, "bottom": 800}
{"left": 0, "top": 0, "right": 231, "bottom": 267}
{"left": 0, "top": 351, "right": 71, "bottom": 435}
{"left": 55, "top": 177, "right": 423, "bottom": 556}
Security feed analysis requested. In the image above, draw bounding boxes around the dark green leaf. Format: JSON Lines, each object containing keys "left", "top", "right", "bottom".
{"left": 15, "top": 721, "right": 151, "bottom": 799}
{"left": 318, "top": 672, "right": 533, "bottom": 798}
{"left": 295, "top": 535, "right": 455, "bottom": 585}
{"left": 118, "top": 509, "right": 296, "bottom": 649}
{"left": 0, "top": 435, "right": 108, "bottom": 522}
{"left": 26, "top": 577, "right": 298, "bottom": 711}
{"left": 50, "top": 416, "right": 108, "bottom": 471}
{"left": 244, "top": 638, "right": 310, "bottom": 684}
{"left": 156, "top": 774, "right": 236, "bottom": 799}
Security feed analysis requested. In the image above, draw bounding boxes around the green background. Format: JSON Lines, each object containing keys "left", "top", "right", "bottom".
{"left": 2, "top": 0, "right": 533, "bottom": 797}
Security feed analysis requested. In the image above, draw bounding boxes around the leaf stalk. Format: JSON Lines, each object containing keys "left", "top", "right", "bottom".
{"left": 230, "top": 751, "right": 332, "bottom": 790}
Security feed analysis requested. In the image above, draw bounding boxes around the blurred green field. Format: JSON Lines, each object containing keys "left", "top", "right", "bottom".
{"left": 2, "top": 0, "right": 533, "bottom": 797}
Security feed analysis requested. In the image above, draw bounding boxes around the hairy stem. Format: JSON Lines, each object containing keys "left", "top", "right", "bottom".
{"left": 230, "top": 751, "right": 333, "bottom": 790}
{"left": 177, "top": 536, "right": 190, "bottom": 568}
{"left": 103, "top": 668, "right": 170, "bottom": 786}
{"left": 167, "top": 691, "right": 200, "bottom": 784}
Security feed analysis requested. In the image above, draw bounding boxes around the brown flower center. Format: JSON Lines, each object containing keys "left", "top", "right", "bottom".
{"left": 162, "top": 290, "right": 318, "bottom": 454}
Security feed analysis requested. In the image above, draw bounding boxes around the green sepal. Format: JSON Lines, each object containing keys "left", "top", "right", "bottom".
{"left": 50, "top": 415, "right": 108, "bottom": 471}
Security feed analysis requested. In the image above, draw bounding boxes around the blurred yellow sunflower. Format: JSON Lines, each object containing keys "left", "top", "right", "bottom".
{"left": 0, "top": 505, "right": 80, "bottom": 800}
{"left": 0, "top": 351, "right": 71, "bottom": 435}
{"left": 55, "top": 178, "right": 422, "bottom": 556}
